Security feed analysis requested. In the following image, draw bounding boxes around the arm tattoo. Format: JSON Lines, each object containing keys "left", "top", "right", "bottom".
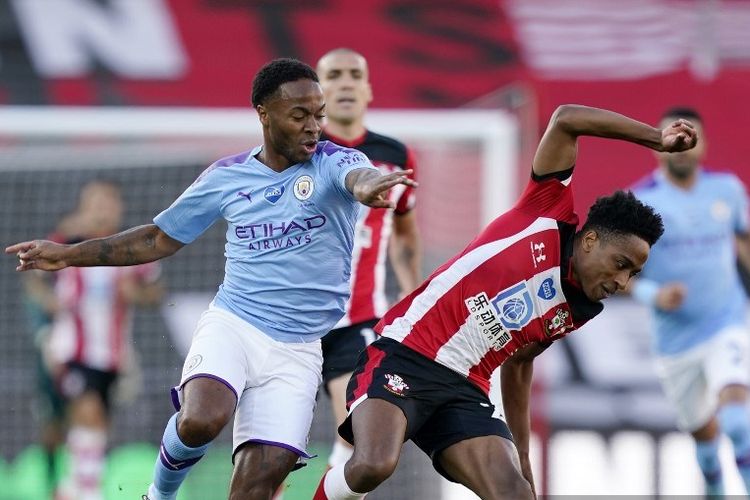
{"left": 96, "top": 241, "right": 114, "bottom": 265}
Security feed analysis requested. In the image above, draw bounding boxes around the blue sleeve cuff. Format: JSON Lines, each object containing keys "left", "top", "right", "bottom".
{"left": 632, "top": 279, "right": 659, "bottom": 306}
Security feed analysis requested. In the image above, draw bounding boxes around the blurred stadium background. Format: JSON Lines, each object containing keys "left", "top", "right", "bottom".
{"left": 1, "top": 0, "right": 749, "bottom": 498}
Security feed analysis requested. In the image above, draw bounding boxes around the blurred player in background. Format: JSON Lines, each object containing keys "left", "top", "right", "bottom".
{"left": 313, "top": 105, "right": 697, "bottom": 500}
{"left": 316, "top": 47, "right": 422, "bottom": 469}
{"left": 24, "top": 180, "right": 163, "bottom": 500}
{"left": 6, "top": 58, "right": 415, "bottom": 500}
{"left": 630, "top": 107, "right": 750, "bottom": 496}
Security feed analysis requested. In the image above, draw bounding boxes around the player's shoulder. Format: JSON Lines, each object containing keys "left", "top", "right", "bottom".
{"left": 629, "top": 171, "right": 661, "bottom": 195}
{"left": 195, "top": 148, "right": 256, "bottom": 184}
{"left": 364, "top": 130, "right": 408, "bottom": 152}
{"left": 360, "top": 130, "right": 410, "bottom": 166}
{"left": 314, "top": 140, "right": 371, "bottom": 168}
{"left": 701, "top": 168, "right": 745, "bottom": 189}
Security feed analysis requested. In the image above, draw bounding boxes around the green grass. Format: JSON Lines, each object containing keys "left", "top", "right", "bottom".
{"left": 0, "top": 442, "right": 329, "bottom": 500}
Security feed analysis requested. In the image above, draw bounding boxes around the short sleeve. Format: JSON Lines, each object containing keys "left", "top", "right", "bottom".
{"left": 514, "top": 167, "right": 576, "bottom": 223}
{"left": 332, "top": 148, "right": 378, "bottom": 200}
{"left": 153, "top": 166, "right": 223, "bottom": 244}
{"left": 395, "top": 147, "right": 417, "bottom": 215}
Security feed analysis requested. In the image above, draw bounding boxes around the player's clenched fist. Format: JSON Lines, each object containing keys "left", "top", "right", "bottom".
{"left": 660, "top": 119, "right": 698, "bottom": 153}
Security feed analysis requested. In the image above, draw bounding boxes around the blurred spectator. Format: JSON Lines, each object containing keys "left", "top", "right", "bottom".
{"left": 630, "top": 107, "right": 750, "bottom": 496}
{"left": 25, "top": 180, "right": 163, "bottom": 500}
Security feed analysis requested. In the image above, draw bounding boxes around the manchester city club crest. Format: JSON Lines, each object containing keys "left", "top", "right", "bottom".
{"left": 293, "top": 175, "right": 314, "bottom": 201}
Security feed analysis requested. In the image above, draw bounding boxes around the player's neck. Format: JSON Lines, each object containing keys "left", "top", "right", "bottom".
{"left": 324, "top": 121, "right": 366, "bottom": 144}
{"left": 663, "top": 168, "right": 699, "bottom": 190}
{"left": 256, "top": 147, "right": 293, "bottom": 172}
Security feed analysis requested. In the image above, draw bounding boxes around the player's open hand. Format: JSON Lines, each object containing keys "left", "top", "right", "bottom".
{"left": 354, "top": 169, "right": 418, "bottom": 209}
{"left": 660, "top": 119, "right": 698, "bottom": 153}
{"left": 5, "top": 240, "right": 69, "bottom": 272}
{"left": 655, "top": 282, "right": 686, "bottom": 311}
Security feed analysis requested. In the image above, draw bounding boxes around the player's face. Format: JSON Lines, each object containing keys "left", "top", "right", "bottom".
{"left": 574, "top": 231, "right": 650, "bottom": 301}
{"left": 78, "top": 183, "right": 123, "bottom": 237}
{"left": 657, "top": 118, "right": 706, "bottom": 179}
{"left": 317, "top": 52, "right": 372, "bottom": 126}
{"left": 260, "top": 79, "right": 325, "bottom": 165}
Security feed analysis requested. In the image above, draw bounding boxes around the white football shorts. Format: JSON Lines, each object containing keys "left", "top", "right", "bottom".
{"left": 171, "top": 304, "right": 323, "bottom": 457}
{"left": 654, "top": 324, "right": 750, "bottom": 432}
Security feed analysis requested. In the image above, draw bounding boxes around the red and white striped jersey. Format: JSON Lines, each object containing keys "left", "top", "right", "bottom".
{"left": 323, "top": 129, "right": 417, "bottom": 328}
{"left": 376, "top": 170, "right": 603, "bottom": 394}
{"left": 48, "top": 263, "right": 160, "bottom": 372}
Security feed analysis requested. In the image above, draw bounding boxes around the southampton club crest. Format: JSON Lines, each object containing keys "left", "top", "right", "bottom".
{"left": 293, "top": 175, "right": 315, "bottom": 201}
{"left": 383, "top": 373, "right": 409, "bottom": 396}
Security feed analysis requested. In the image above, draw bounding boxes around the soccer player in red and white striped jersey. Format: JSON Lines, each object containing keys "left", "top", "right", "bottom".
{"left": 314, "top": 105, "right": 699, "bottom": 500}
{"left": 317, "top": 48, "right": 421, "bottom": 469}
{"left": 36, "top": 181, "right": 163, "bottom": 500}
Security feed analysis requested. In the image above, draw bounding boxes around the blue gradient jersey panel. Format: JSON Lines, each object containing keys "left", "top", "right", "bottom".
{"left": 154, "top": 141, "right": 377, "bottom": 342}
{"left": 633, "top": 169, "right": 750, "bottom": 355}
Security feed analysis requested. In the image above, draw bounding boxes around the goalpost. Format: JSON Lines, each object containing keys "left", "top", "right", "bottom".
{"left": 0, "top": 106, "right": 518, "bottom": 499}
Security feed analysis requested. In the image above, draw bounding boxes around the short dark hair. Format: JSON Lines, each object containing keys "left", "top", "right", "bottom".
{"left": 661, "top": 106, "right": 702, "bottom": 124}
{"left": 251, "top": 58, "right": 319, "bottom": 107}
{"left": 578, "top": 190, "right": 664, "bottom": 246}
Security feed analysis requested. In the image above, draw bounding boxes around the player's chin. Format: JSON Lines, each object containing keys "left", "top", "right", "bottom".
{"left": 292, "top": 150, "right": 314, "bottom": 164}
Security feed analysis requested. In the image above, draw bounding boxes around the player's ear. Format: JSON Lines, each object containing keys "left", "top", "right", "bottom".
{"left": 256, "top": 105, "right": 269, "bottom": 126}
{"left": 366, "top": 82, "right": 373, "bottom": 105}
{"left": 581, "top": 230, "right": 598, "bottom": 252}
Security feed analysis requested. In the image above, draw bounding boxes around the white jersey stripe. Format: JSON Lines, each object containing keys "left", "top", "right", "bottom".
{"left": 434, "top": 319, "right": 491, "bottom": 376}
{"left": 335, "top": 206, "right": 369, "bottom": 328}
{"left": 373, "top": 184, "right": 404, "bottom": 318}
{"left": 381, "top": 217, "right": 559, "bottom": 342}
{"left": 434, "top": 266, "right": 566, "bottom": 374}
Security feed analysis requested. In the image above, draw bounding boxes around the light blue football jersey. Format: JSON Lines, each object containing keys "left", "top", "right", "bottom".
{"left": 154, "top": 141, "right": 377, "bottom": 342}
{"left": 633, "top": 169, "right": 749, "bottom": 355}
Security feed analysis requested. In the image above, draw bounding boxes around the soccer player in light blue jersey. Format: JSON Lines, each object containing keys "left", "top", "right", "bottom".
{"left": 631, "top": 107, "right": 750, "bottom": 496}
{"left": 6, "top": 58, "right": 416, "bottom": 500}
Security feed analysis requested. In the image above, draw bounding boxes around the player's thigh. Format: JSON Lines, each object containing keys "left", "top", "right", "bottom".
{"left": 706, "top": 325, "right": 750, "bottom": 403}
{"left": 229, "top": 442, "right": 299, "bottom": 498}
{"left": 338, "top": 338, "right": 438, "bottom": 449}
{"left": 232, "top": 337, "right": 322, "bottom": 459}
{"left": 655, "top": 349, "right": 712, "bottom": 432}
{"left": 438, "top": 435, "right": 532, "bottom": 500}
{"left": 349, "top": 397, "right": 408, "bottom": 466}
{"left": 327, "top": 373, "right": 353, "bottom": 428}
{"left": 59, "top": 363, "right": 116, "bottom": 425}
{"left": 174, "top": 308, "right": 260, "bottom": 420}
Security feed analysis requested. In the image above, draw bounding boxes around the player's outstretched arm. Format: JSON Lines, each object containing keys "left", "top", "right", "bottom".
{"left": 533, "top": 104, "right": 698, "bottom": 178}
{"left": 345, "top": 168, "right": 418, "bottom": 209}
{"left": 6, "top": 224, "right": 184, "bottom": 272}
{"left": 501, "top": 342, "right": 551, "bottom": 497}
